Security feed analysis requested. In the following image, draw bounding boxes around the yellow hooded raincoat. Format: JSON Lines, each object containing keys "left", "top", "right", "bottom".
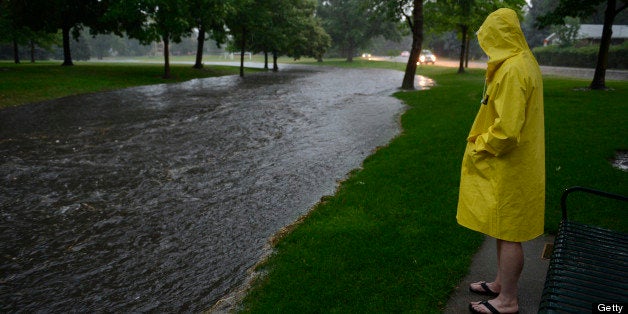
{"left": 456, "top": 8, "right": 545, "bottom": 242}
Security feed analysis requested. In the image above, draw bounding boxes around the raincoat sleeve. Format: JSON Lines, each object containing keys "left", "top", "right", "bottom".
{"left": 473, "top": 73, "right": 526, "bottom": 157}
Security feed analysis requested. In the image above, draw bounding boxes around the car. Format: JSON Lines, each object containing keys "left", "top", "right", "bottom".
{"left": 417, "top": 49, "right": 436, "bottom": 65}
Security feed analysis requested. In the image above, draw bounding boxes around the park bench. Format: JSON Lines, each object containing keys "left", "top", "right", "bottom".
{"left": 538, "top": 186, "right": 628, "bottom": 313}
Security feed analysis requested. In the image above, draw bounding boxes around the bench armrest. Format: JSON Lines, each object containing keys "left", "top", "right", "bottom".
{"left": 560, "top": 186, "right": 628, "bottom": 221}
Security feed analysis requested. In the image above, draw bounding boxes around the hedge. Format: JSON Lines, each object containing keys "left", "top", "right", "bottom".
{"left": 532, "top": 42, "right": 628, "bottom": 69}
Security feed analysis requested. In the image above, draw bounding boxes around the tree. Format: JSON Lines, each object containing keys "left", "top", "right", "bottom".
{"left": 108, "top": 0, "right": 192, "bottom": 78}
{"left": 0, "top": 0, "right": 24, "bottom": 63}
{"left": 243, "top": 0, "right": 281, "bottom": 71}
{"left": 537, "top": 0, "right": 628, "bottom": 89}
{"left": 53, "top": 34, "right": 91, "bottom": 61}
{"left": 149, "top": 0, "right": 193, "bottom": 78}
{"left": 424, "top": 0, "right": 473, "bottom": 73}
{"left": 319, "top": 0, "right": 400, "bottom": 62}
{"left": 0, "top": 0, "right": 60, "bottom": 63}
{"left": 13, "top": 0, "right": 109, "bottom": 66}
{"left": 552, "top": 16, "right": 581, "bottom": 47}
{"left": 81, "top": 30, "right": 124, "bottom": 60}
{"left": 225, "top": 0, "right": 261, "bottom": 77}
{"left": 370, "top": 0, "right": 423, "bottom": 89}
{"left": 284, "top": 14, "right": 331, "bottom": 64}
{"left": 521, "top": 0, "right": 558, "bottom": 47}
{"left": 252, "top": 0, "right": 330, "bottom": 70}
{"left": 425, "top": 0, "right": 526, "bottom": 74}
{"left": 189, "top": 0, "right": 230, "bottom": 69}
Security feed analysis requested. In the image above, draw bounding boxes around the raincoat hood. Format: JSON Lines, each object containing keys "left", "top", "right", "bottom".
{"left": 477, "top": 8, "right": 530, "bottom": 82}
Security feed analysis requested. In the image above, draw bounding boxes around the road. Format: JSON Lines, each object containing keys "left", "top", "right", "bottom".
{"left": 374, "top": 55, "right": 628, "bottom": 81}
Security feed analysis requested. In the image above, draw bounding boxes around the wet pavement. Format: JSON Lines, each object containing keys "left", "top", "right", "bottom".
{"left": 0, "top": 65, "right": 409, "bottom": 312}
{"left": 444, "top": 235, "right": 555, "bottom": 314}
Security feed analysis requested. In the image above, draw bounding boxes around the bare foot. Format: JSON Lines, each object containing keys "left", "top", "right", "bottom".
{"left": 469, "top": 281, "right": 500, "bottom": 296}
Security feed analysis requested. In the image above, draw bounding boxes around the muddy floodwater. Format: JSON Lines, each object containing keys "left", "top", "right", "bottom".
{"left": 0, "top": 66, "right": 415, "bottom": 312}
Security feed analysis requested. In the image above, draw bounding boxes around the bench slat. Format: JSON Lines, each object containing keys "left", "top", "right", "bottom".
{"left": 543, "top": 267, "right": 627, "bottom": 297}
{"left": 548, "top": 262, "right": 627, "bottom": 285}
{"left": 540, "top": 222, "right": 628, "bottom": 313}
{"left": 552, "top": 240, "right": 628, "bottom": 271}
{"left": 539, "top": 187, "right": 627, "bottom": 313}
{"left": 560, "top": 222, "right": 628, "bottom": 246}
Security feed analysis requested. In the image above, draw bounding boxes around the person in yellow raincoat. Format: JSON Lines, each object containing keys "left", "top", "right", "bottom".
{"left": 456, "top": 8, "right": 545, "bottom": 314}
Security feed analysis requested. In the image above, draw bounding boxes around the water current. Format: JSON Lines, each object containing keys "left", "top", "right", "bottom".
{"left": 0, "top": 65, "right": 412, "bottom": 311}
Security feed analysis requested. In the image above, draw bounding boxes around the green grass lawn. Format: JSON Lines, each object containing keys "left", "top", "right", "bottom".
{"left": 0, "top": 61, "right": 259, "bottom": 108}
{"left": 1, "top": 60, "right": 625, "bottom": 312}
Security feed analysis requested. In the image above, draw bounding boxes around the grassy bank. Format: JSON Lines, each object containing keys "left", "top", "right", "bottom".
{"left": 0, "top": 61, "right": 255, "bottom": 108}
{"left": 240, "top": 64, "right": 627, "bottom": 312}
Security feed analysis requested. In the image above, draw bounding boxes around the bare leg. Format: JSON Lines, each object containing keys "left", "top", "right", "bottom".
{"left": 470, "top": 240, "right": 522, "bottom": 313}
{"left": 469, "top": 239, "right": 503, "bottom": 295}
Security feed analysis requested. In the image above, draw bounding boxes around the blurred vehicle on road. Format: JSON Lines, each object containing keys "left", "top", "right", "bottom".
{"left": 417, "top": 49, "right": 436, "bottom": 65}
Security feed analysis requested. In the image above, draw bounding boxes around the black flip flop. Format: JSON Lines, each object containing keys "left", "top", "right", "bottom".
{"left": 469, "top": 300, "right": 499, "bottom": 314}
{"left": 468, "top": 300, "right": 519, "bottom": 314}
{"left": 469, "top": 281, "right": 499, "bottom": 297}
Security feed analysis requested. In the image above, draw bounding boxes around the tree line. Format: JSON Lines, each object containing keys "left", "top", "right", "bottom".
{"left": 1, "top": 0, "right": 625, "bottom": 89}
{"left": 0, "top": 0, "right": 332, "bottom": 78}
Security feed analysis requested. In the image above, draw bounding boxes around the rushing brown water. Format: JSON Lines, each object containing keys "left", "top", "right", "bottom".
{"left": 0, "top": 65, "right": 410, "bottom": 312}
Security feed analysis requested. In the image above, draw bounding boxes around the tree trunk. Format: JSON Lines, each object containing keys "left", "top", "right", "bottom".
{"left": 401, "top": 0, "right": 423, "bottom": 90}
{"left": 61, "top": 25, "right": 73, "bottom": 66}
{"left": 590, "top": 0, "right": 616, "bottom": 90}
{"left": 272, "top": 51, "right": 278, "bottom": 72}
{"left": 458, "top": 24, "right": 468, "bottom": 74}
{"left": 346, "top": 45, "right": 354, "bottom": 62}
{"left": 30, "top": 40, "right": 36, "bottom": 63}
{"left": 464, "top": 32, "right": 470, "bottom": 68}
{"left": 240, "top": 27, "right": 246, "bottom": 77}
{"left": 12, "top": 39, "right": 20, "bottom": 64}
{"left": 264, "top": 51, "right": 269, "bottom": 70}
{"left": 163, "top": 34, "right": 171, "bottom": 79}
{"left": 194, "top": 25, "right": 206, "bottom": 69}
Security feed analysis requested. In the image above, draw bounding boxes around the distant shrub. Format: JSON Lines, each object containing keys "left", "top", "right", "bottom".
{"left": 532, "top": 42, "right": 627, "bottom": 69}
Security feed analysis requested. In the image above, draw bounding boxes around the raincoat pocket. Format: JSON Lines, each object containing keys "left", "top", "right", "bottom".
{"left": 467, "top": 147, "right": 492, "bottom": 180}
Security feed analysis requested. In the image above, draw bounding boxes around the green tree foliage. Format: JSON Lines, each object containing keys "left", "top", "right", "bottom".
{"left": 318, "top": 0, "right": 400, "bottom": 62}
{"left": 0, "top": 0, "right": 77, "bottom": 64}
{"left": 263, "top": 0, "right": 330, "bottom": 67}
{"left": 11, "top": 0, "right": 109, "bottom": 66}
{"left": 0, "top": 1, "right": 61, "bottom": 63}
{"left": 227, "top": 0, "right": 330, "bottom": 75}
{"left": 81, "top": 30, "right": 126, "bottom": 60}
{"left": 521, "top": 0, "right": 559, "bottom": 47}
{"left": 225, "top": 0, "right": 260, "bottom": 77}
{"left": 242, "top": 0, "right": 283, "bottom": 70}
{"left": 537, "top": 0, "right": 627, "bottom": 89}
{"left": 425, "top": 0, "right": 526, "bottom": 74}
{"left": 0, "top": 1, "right": 30, "bottom": 63}
{"left": 189, "top": 0, "right": 231, "bottom": 69}
{"left": 368, "top": 0, "right": 423, "bottom": 89}
{"left": 104, "top": 0, "right": 193, "bottom": 78}
{"left": 284, "top": 13, "right": 331, "bottom": 63}
{"left": 143, "top": 0, "right": 193, "bottom": 78}
{"left": 552, "top": 16, "right": 581, "bottom": 47}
